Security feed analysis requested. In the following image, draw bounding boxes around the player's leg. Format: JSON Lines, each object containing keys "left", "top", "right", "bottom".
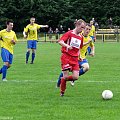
{"left": 87, "top": 46, "right": 91, "bottom": 54}
{"left": 79, "top": 59, "right": 89, "bottom": 76}
{"left": 60, "top": 70, "right": 69, "bottom": 96}
{"left": 26, "top": 40, "right": 32, "bottom": 63}
{"left": 87, "top": 36, "right": 94, "bottom": 54}
{"left": 69, "top": 70, "right": 79, "bottom": 86}
{"left": 31, "top": 40, "right": 37, "bottom": 64}
{"left": 26, "top": 49, "right": 31, "bottom": 63}
{"left": 1, "top": 62, "right": 9, "bottom": 81}
{"left": 2, "top": 52, "right": 13, "bottom": 81}
{"left": 56, "top": 72, "right": 63, "bottom": 87}
{"left": 60, "top": 70, "right": 79, "bottom": 96}
{"left": 79, "top": 63, "right": 89, "bottom": 75}
{"left": 71, "top": 70, "right": 79, "bottom": 80}
{"left": 0, "top": 48, "right": 13, "bottom": 81}
{"left": 60, "top": 53, "right": 75, "bottom": 96}
{"left": 70, "top": 59, "right": 89, "bottom": 86}
{"left": 31, "top": 49, "right": 36, "bottom": 64}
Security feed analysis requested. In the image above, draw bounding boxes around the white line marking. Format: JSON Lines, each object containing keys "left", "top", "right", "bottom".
{"left": 3, "top": 79, "right": 120, "bottom": 83}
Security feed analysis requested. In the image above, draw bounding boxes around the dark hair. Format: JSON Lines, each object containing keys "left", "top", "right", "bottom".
{"left": 86, "top": 23, "right": 92, "bottom": 27}
{"left": 6, "top": 20, "right": 13, "bottom": 25}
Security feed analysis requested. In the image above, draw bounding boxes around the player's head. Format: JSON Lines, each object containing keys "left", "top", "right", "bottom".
{"left": 30, "top": 17, "right": 35, "bottom": 24}
{"left": 74, "top": 19, "right": 86, "bottom": 34}
{"left": 83, "top": 23, "right": 92, "bottom": 36}
{"left": 6, "top": 20, "right": 14, "bottom": 31}
{"left": 90, "top": 20, "right": 94, "bottom": 25}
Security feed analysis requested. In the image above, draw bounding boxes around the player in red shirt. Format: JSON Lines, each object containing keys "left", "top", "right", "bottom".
{"left": 58, "top": 19, "right": 86, "bottom": 96}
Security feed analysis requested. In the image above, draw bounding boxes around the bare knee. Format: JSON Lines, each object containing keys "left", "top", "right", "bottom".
{"left": 6, "top": 64, "right": 11, "bottom": 68}
{"left": 7, "top": 65, "right": 11, "bottom": 68}
{"left": 72, "top": 75, "right": 79, "bottom": 80}
{"left": 82, "top": 64, "right": 90, "bottom": 72}
{"left": 32, "top": 49, "right": 36, "bottom": 53}
{"left": 85, "top": 66, "right": 89, "bottom": 72}
{"left": 27, "top": 49, "right": 31, "bottom": 52}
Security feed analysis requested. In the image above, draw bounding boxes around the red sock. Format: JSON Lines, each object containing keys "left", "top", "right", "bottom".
{"left": 60, "top": 78, "right": 66, "bottom": 93}
{"left": 66, "top": 75, "right": 74, "bottom": 81}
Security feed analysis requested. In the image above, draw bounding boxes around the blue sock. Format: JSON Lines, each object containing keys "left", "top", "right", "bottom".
{"left": 79, "top": 68, "right": 85, "bottom": 76}
{"left": 26, "top": 51, "right": 30, "bottom": 62}
{"left": 0, "top": 66, "right": 9, "bottom": 74}
{"left": 2, "top": 65, "right": 8, "bottom": 79}
{"left": 0, "top": 68, "right": 2, "bottom": 74}
{"left": 57, "top": 72, "right": 63, "bottom": 87}
{"left": 31, "top": 53, "right": 35, "bottom": 63}
{"left": 87, "top": 46, "right": 91, "bottom": 54}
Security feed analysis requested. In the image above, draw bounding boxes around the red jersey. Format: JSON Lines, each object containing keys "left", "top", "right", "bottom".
{"left": 59, "top": 30, "right": 83, "bottom": 57}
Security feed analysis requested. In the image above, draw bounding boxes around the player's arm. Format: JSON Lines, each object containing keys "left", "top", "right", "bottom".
{"left": 40, "top": 25, "right": 48, "bottom": 28}
{"left": 89, "top": 43, "right": 95, "bottom": 57}
{"left": 58, "top": 40, "right": 72, "bottom": 50}
{"left": 78, "top": 53, "right": 83, "bottom": 62}
{"left": 93, "top": 32, "right": 96, "bottom": 41}
{"left": 93, "top": 27, "right": 96, "bottom": 41}
{"left": 23, "top": 32, "right": 27, "bottom": 38}
{"left": 23, "top": 27, "right": 28, "bottom": 38}
{"left": 11, "top": 33, "right": 17, "bottom": 45}
{"left": 38, "top": 25, "right": 48, "bottom": 29}
{"left": 58, "top": 32, "right": 72, "bottom": 50}
{"left": 0, "top": 31, "right": 3, "bottom": 41}
{"left": 83, "top": 39, "right": 92, "bottom": 46}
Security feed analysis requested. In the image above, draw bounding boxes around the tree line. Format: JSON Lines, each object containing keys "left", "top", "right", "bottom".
{"left": 0, "top": 0, "right": 120, "bottom": 32}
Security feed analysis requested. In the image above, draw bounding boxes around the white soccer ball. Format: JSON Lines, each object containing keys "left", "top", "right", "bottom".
{"left": 102, "top": 90, "right": 113, "bottom": 100}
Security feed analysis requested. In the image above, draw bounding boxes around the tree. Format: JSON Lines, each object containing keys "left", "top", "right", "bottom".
{"left": 0, "top": 0, "right": 119, "bottom": 31}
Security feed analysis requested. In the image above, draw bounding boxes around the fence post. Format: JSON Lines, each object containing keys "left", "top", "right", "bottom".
{"left": 102, "top": 34, "right": 105, "bottom": 42}
{"left": 44, "top": 32, "right": 47, "bottom": 42}
{"left": 117, "top": 33, "right": 119, "bottom": 42}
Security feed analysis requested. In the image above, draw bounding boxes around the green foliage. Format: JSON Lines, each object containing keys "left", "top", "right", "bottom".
{"left": 0, "top": 0, "right": 120, "bottom": 31}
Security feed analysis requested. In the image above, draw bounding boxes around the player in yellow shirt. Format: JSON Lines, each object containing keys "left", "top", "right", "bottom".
{"left": 23, "top": 17, "right": 48, "bottom": 64}
{"left": 89, "top": 20, "right": 96, "bottom": 42}
{"left": 0, "top": 20, "right": 17, "bottom": 81}
{"left": 57, "top": 23, "right": 95, "bottom": 87}
{"left": 87, "top": 20, "right": 96, "bottom": 54}
{"left": 70, "top": 23, "right": 95, "bottom": 85}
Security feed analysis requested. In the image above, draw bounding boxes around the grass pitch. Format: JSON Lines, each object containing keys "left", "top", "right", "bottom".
{"left": 0, "top": 41, "right": 120, "bottom": 120}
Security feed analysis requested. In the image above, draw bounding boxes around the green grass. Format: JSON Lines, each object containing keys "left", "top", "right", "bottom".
{"left": 0, "top": 41, "right": 120, "bottom": 120}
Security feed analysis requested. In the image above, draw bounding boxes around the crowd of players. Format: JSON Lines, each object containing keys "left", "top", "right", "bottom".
{"left": 0, "top": 17, "right": 96, "bottom": 97}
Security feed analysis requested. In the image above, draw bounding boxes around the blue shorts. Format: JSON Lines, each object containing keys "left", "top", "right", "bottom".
{"left": 27, "top": 40, "right": 37, "bottom": 49}
{"left": 78, "top": 59, "right": 88, "bottom": 68}
{"left": 1, "top": 48, "right": 13, "bottom": 64}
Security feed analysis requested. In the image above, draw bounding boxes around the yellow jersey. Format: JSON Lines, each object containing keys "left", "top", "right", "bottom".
{"left": 0, "top": 29, "right": 17, "bottom": 54}
{"left": 80, "top": 36, "right": 94, "bottom": 59}
{"left": 24, "top": 23, "right": 41, "bottom": 40}
{"left": 89, "top": 25, "right": 95, "bottom": 36}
